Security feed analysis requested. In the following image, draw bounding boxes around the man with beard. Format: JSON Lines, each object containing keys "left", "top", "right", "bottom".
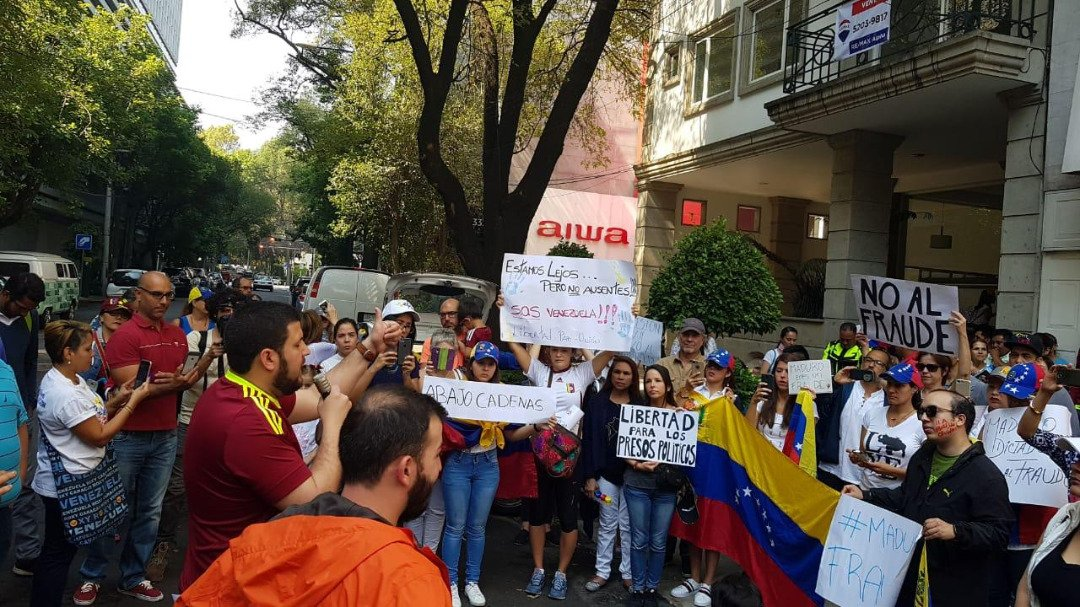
{"left": 176, "top": 385, "right": 451, "bottom": 606}
{"left": 178, "top": 301, "right": 394, "bottom": 591}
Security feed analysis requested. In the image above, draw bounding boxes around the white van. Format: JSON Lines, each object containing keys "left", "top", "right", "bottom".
{"left": 302, "top": 267, "right": 390, "bottom": 323}
{"left": 0, "top": 251, "right": 81, "bottom": 324}
{"left": 384, "top": 273, "right": 498, "bottom": 343}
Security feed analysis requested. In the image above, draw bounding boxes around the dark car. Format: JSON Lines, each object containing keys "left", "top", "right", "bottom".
{"left": 162, "top": 266, "right": 192, "bottom": 291}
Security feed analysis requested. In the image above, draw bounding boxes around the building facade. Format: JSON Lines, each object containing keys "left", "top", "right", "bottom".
{"left": 635, "top": 0, "right": 1079, "bottom": 357}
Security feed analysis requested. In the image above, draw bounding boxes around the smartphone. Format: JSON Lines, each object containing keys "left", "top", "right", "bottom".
{"left": 851, "top": 450, "right": 871, "bottom": 464}
{"left": 1057, "top": 368, "right": 1080, "bottom": 387}
{"left": 397, "top": 338, "right": 415, "bottom": 365}
{"left": 133, "top": 360, "right": 152, "bottom": 389}
{"left": 760, "top": 374, "right": 776, "bottom": 392}
{"left": 855, "top": 324, "right": 863, "bottom": 334}
{"left": 433, "top": 347, "right": 457, "bottom": 371}
{"left": 181, "top": 352, "right": 201, "bottom": 375}
{"left": 847, "top": 368, "right": 876, "bottom": 383}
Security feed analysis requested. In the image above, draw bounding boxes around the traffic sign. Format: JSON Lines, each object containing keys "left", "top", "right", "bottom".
{"left": 75, "top": 234, "right": 93, "bottom": 251}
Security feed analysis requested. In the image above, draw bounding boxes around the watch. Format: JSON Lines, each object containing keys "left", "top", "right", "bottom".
{"left": 357, "top": 341, "right": 377, "bottom": 363}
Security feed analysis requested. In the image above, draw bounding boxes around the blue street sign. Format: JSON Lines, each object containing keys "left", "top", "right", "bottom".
{"left": 220, "top": 254, "right": 229, "bottom": 264}
{"left": 75, "top": 234, "right": 92, "bottom": 251}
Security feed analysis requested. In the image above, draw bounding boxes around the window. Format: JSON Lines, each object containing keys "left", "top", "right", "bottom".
{"left": 690, "top": 17, "right": 737, "bottom": 106}
{"left": 682, "top": 200, "right": 706, "bottom": 226}
{"left": 0, "top": 262, "right": 31, "bottom": 278}
{"left": 748, "top": 1, "right": 784, "bottom": 81}
{"left": 56, "top": 263, "right": 66, "bottom": 278}
{"left": 807, "top": 213, "right": 828, "bottom": 239}
{"left": 663, "top": 42, "right": 682, "bottom": 86}
{"left": 737, "top": 205, "right": 761, "bottom": 232}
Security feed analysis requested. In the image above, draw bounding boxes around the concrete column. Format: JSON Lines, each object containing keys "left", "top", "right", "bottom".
{"left": 996, "top": 86, "right": 1046, "bottom": 332}
{"left": 634, "top": 180, "right": 682, "bottom": 311}
{"left": 823, "top": 130, "right": 904, "bottom": 337}
{"left": 769, "top": 197, "right": 811, "bottom": 314}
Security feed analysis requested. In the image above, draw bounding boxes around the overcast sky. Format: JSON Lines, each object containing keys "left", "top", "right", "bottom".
{"left": 175, "top": 0, "right": 291, "bottom": 149}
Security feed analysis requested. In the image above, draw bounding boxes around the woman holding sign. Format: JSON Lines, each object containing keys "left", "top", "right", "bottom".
{"left": 746, "top": 351, "right": 817, "bottom": 451}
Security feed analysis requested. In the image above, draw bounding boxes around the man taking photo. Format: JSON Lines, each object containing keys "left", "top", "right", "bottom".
{"left": 176, "top": 385, "right": 451, "bottom": 606}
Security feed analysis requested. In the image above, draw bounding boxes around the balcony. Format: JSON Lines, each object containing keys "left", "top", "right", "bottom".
{"left": 766, "top": 0, "right": 1043, "bottom": 130}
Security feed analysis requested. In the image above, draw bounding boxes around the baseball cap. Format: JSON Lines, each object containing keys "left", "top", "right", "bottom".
{"left": 983, "top": 365, "right": 1012, "bottom": 386}
{"left": 188, "top": 286, "right": 213, "bottom": 304}
{"left": 472, "top": 341, "right": 500, "bottom": 363}
{"left": 382, "top": 299, "right": 420, "bottom": 323}
{"left": 1005, "top": 332, "right": 1045, "bottom": 357}
{"left": 881, "top": 362, "right": 924, "bottom": 389}
{"left": 679, "top": 318, "right": 706, "bottom": 335}
{"left": 1000, "top": 362, "right": 1045, "bottom": 400}
{"left": 100, "top": 296, "right": 133, "bottom": 314}
{"left": 706, "top": 348, "right": 735, "bottom": 371}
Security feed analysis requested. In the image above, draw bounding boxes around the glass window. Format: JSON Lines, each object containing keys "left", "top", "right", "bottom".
{"left": 56, "top": 263, "right": 66, "bottom": 278}
{"left": 750, "top": 1, "right": 784, "bottom": 81}
{"left": 67, "top": 264, "right": 79, "bottom": 278}
{"left": 807, "top": 214, "right": 828, "bottom": 240}
{"left": 737, "top": 205, "right": 761, "bottom": 232}
{"left": 663, "top": 42, "right": 681, "bottom": 84}
{"left": 691, "top": 20, "right": 736, "bottom": 105}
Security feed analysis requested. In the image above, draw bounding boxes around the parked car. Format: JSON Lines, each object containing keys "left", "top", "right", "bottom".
{"left": 384, "top": 273, "right": 497, "bottom": 343}
{"left": 253, "top": 274, "right": 274, "bottom": 291}
{"left": 107, "top": 269, "right": 145, "bottom": 298}
{"left": 301, "top": 267, "right": 389, "bottom": 323}
{"left": 207, "top": 272, "right": 226, "bottom": 291}
{"left": 0, "top": 251, "right": 82, "bottom": 325}
{"left": 162, "top": 266, "right": 192, "bottom": 291}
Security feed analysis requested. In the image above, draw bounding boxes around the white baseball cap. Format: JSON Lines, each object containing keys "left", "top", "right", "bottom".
{"left": 382, "top": 299, "right": 420, "bottom": 322}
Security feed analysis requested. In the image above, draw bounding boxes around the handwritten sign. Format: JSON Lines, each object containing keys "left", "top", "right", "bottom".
{"left": 422, "top": 376, "right": 558, "bottom": 424}
{"left": 501, "top": 254, "right": 637, "bottom": 351}
{"left": 816, "top": 495, "right": 922, "bottom": 607}
{"left": 787, "top": 360, "right": 834, "bottom": 394}
{"left": 624, "top": 317, "right": 664, "bottom": 366}
{"left": 616, "top": 404, "right": 698, "bottom": 466}
{"left": 982, "top": 405, "right": 1072, "bottom": 507}
{"left": 850, "top": 275, "right": 960, "bottom": 356}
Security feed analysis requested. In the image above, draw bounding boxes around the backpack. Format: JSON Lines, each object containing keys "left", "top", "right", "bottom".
{"left": 530, "top": 369, "right": 582, "bottom": 478}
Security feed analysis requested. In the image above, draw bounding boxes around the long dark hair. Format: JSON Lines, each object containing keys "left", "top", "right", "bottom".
{"left": 602, "top": 355, "right": 642, "bottom": 403}
{"left": 643, "top": 364, "right": 677, "bottom": 408}
{"left": 758, "top": 351, "right": 802, "bottom": 430}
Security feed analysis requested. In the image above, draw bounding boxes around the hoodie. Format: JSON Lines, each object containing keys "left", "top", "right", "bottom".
{"left": 176, "top": 493, "right": 451, "bottom": 607}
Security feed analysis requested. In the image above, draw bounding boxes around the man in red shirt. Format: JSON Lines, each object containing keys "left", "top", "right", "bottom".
{"left": 179, "top": 301, "right": 399, "bottom": 590}
{"left": 77, "top": 271, "right": 200, "bottom": 604}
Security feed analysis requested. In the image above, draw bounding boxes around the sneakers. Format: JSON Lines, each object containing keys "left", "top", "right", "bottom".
{"left": 145, "top": 541, "right": 174, "bottom": 583}
{"left": 451, "top": 585, "right": 462, "bottom": 607}
{"left": 118, "top": 580, "right": 165, "bottom": 602}
{"left": 585, "top": 576, "right": 608, "bottom": 592}
{"left": 73, "top": 582, "right": 100, "bottom": 606}
{"left": 548, "top": 571, "right": 568, "bottom": 600}
{"left": 694, "top": 583, "right": 713, "bottom": 607}
{"left": 524, "top": 568, "right": 546, "bottom": 597}
{"left": 11, "top": 557, "right": 37, "bottom": 577}
{"left": 464, "top": 582, "right": 486, "bottom": 606}
{"left": 671, "top": 578, "right": 700, "bottom": 599}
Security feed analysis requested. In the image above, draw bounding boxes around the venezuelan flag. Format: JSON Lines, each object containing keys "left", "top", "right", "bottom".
{"left": 783, "top": 389, "right": 818, "bottom": 477}
{"left": 496, "top": 431, "right": 538, "bottom": 500}
{"left": 670, "top": 394, "right": 839, "bottom": 607}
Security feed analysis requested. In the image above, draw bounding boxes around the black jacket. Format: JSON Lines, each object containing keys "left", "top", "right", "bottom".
{"left": 865, "top": 442, "right": 1012, "bottom": 607}
{"left": 581, "top": 390, "right": 633, "bottom": 486}
{"left": 817, "top": 382, "right": 856, "bottom": 465}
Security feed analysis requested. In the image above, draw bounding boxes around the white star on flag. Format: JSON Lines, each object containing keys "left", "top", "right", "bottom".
{"left": 1008, "top": 386, "right": 1019, "bottom": 394}
{"left": 741, "top": 487, "right": 752, "bottom": 497}
{"left": 795, "top": 442, "right": 803, "bottom": 451}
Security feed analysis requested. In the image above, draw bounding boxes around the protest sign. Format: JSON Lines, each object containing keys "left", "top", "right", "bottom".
{"left": 422, "top": 376, "right": 557, "bottom": 424}
{"left": 500, "top": 254, "right": 637, "bottom": 351}
{"left": 982, "top": 405, "right": 1072, "bottom": 507}
{"left": 850, "top": 275, "right": 960, "bottom": 356}
{"left": 624, "top": 317, "right": 664, "bottom": 366}
{"left": 787, "top": 360, "right": 834, "bottom": 394}
{"left": 816, "top": 494, "right": 922, "bottom": 607}
{"left": 556, "top": 406, "right": 584, "bottom": 432}
{"left": 616, "top": 404, "right": 698, "bottom": 466}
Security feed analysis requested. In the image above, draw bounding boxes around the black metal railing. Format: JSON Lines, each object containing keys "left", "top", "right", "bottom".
{"left": 783, "top": 0, "right": 1037, "bottom": 94}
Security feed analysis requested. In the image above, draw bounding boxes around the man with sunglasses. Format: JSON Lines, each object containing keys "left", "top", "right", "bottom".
{"left": 842, "top": 389, "right": 1012, "bottom": 606}
{"left": 75, "top": 271, "right": 202, "bottom": 604}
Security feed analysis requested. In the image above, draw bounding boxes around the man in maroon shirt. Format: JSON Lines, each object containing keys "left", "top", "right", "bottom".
{"left": 76, "top": 271, "right": 200, "bottom": 604}
{"left": 179, "top": 301, "right": 399, "bottom": 590}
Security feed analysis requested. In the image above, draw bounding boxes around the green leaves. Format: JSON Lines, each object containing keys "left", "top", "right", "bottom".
{"left": 647, "top": 218, "right": 783, "bottom": 339}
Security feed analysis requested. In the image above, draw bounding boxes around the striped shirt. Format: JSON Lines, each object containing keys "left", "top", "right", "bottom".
{"left": 0, "top": 359, "right": 29, "bottom": 506}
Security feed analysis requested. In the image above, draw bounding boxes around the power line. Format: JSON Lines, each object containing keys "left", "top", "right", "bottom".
{"left": 177, "top": 86, "right": 262, "bottom": 105}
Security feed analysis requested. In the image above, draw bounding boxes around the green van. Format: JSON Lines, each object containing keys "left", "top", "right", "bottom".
{"left": 0, "top": 251, "right": 81, "bottom": 325}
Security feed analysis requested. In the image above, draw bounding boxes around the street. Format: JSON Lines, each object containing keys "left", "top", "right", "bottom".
{"left": 0, "top": 286, "right": 732, "bottom": 606}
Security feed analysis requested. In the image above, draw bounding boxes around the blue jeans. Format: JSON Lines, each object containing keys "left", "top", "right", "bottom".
{"left": 624, "top": 485, "right": 676, "bottom": 592}
{"left": 440, "top": 449, "right": 500, "bottom": 585}
{"left": 80, "top": 429, "right": 177, "bottom": 589}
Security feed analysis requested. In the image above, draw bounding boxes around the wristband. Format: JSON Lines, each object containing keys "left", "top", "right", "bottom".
{"left": 356, "top": 341, "right": 377, "bottom": 363}
{"left": 1028, "top": 402, "right": 1044, "bottom": 415}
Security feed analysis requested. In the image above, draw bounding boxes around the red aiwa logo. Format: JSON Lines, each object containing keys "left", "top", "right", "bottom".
{"left": 536, "top": 221, "right": 630, "bottom": 245}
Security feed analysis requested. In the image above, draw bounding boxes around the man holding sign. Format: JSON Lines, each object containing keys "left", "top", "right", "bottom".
{"left": 842, "top": 390, "right": 1012, "bottom": 606}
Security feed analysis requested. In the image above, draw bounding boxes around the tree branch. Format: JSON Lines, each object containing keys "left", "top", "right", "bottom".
{"left": 232, "top": 0, "right": 341, "bottom": 90}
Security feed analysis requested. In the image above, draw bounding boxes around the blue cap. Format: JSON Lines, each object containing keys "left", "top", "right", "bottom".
{"left": 882, "top": 362, "right": 923, "bottom": 389}
{"left": 706, "top": 348, "right": 734, "bottom": 371}
{"left": 472, "top": 341, "right": 500, "bottom": 363}
{"left": 1001, "top": 362, "right": 1044, "bottom": 400}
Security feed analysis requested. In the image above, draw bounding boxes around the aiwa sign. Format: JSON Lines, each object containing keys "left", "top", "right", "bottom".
{"left": 833, "top": 0, "right": 891, "bottom": 61}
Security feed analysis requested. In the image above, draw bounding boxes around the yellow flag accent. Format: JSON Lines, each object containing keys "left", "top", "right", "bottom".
{"left": 914, "top": 541, "right": 931, "bottom": 607}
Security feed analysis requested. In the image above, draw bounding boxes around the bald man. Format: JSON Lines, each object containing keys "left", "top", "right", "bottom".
{"left": 75, "top": 271, "right": 201, "bottom": 603}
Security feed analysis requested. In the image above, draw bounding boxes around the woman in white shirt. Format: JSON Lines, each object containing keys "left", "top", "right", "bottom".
{"left": 849, "top": 362, "right": 925, "bottom": 490}
{"left": 746, "top": 352, "right": 818, "bottom": 451}
{"left": 30, "top": 321, "right": 149, "bottom": 607}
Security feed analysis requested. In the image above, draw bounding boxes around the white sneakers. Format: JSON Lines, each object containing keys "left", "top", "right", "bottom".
{"left": 670, "top": 579, "right": 711, "bottom": 606}
{"left": 694, "top": 583, "right": 713, "bottom": 606}
{"left": 452, "top": 583, "right": 486, "bottom": 607}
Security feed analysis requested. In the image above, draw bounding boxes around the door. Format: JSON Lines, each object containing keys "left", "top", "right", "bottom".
{"left": 1039, "top": 252, "right": 1080, "bottom": 359}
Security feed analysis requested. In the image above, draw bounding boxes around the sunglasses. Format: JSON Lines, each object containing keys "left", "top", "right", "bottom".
{"left": 917, "top": 405, "right": 955, "bottom": 419}
{"left": 916, "top": 363, "right": 941, "bottom": 373}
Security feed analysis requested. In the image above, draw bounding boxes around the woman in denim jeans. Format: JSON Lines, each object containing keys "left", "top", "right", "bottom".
{"left": 623, "top": 365, "right": 681, "bottom": 607}
{"left": 440, "top": 341, "right": 546, "bottom": 607}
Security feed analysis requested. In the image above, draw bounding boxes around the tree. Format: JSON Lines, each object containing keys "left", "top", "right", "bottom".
{"left": 547, "top": 240, "right": 593, "bottom": 258}
{"left": 647, "top": 218, "right": 783, "bottom": 338}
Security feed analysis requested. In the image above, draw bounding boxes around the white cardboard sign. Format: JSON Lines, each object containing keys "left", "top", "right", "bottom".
{"left": 500, "top": 254, "right": 637, "bottom": 351}
{"left": 786, "top": 360, "right": 834, "bottom": 394}
{"left": 422, "top": 376, "right": 558, "bottom": 424}
{"left": 624, "top": 317, "right": 664, "bottom": 366}
{"left": 816, "top": 494, "right": 922, "bottom": 607}
{"left": 982, "top": 405, "right": 1072, "bottom": 507}
{"left": 850, "top": 274, "right": 960, "bottom": 356}
{"left": 615, "top": 404, "right": 698, "bottom": 466}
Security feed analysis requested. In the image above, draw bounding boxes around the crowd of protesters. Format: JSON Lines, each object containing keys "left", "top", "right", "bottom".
{"left": 0, "top": 270, "right": 1078, "bottom": 607}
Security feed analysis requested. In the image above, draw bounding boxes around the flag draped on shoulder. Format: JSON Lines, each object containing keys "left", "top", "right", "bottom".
{"left": 783, "top": 388, "right": 818, "bottom": 477}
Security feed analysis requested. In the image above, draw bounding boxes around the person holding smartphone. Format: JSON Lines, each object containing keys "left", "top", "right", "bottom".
{"left": 851, "top": 362, "right": 925, "bottom": 491}
{"left": 350, "top": 300, "right": 420, "bottom": 394}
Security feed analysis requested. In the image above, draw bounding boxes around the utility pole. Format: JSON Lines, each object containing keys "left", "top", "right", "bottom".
{"left": 100, "top": 182, "right": 113, "bottom": 296}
